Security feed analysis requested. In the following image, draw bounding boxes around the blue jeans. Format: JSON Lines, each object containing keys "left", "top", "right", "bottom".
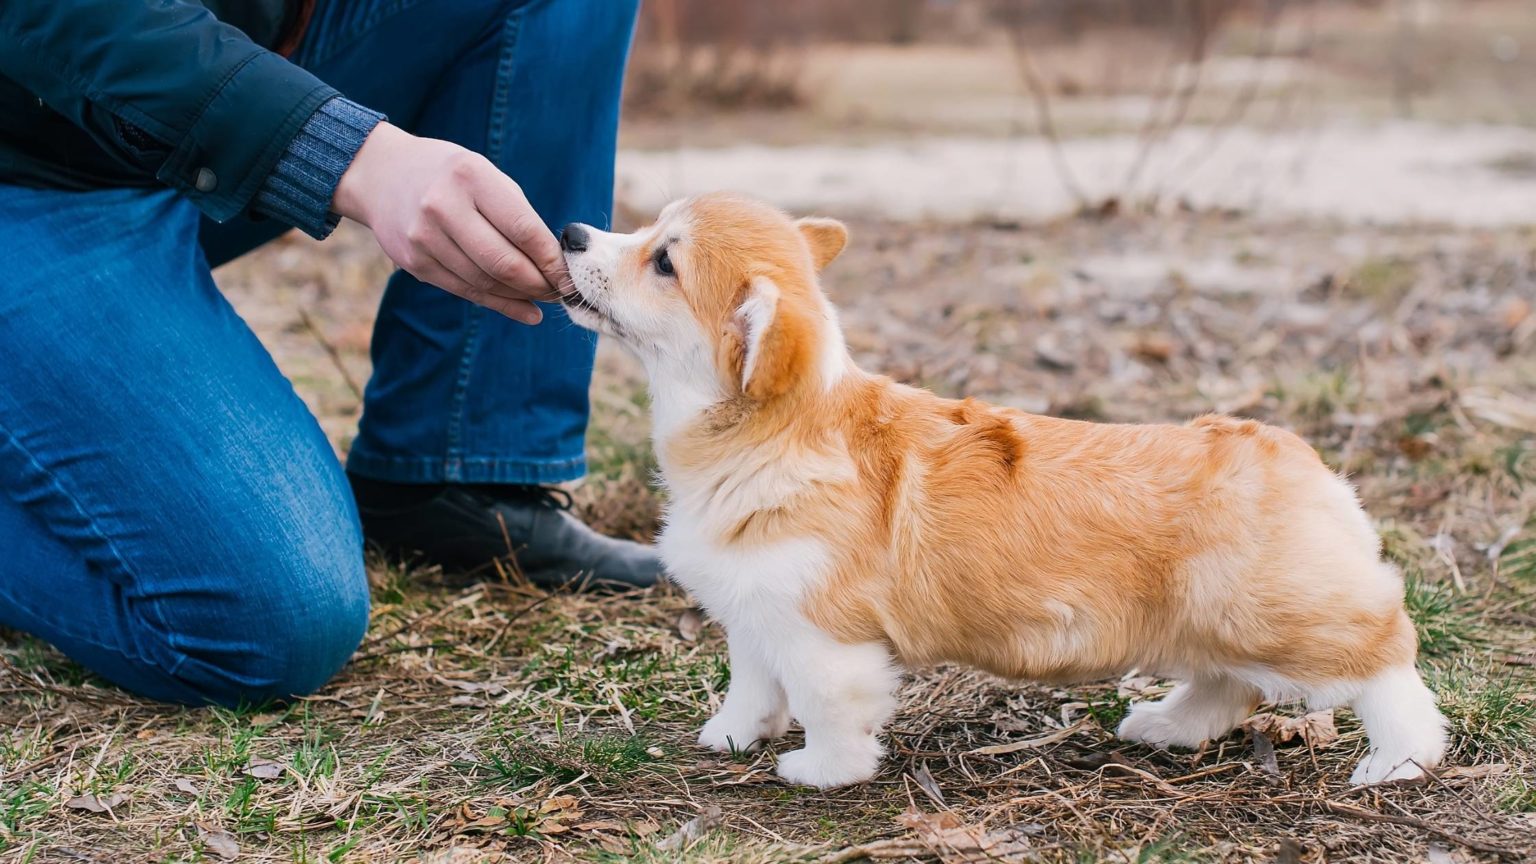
{"left": 0, "top": 0, "right": 637, "bottom": 705}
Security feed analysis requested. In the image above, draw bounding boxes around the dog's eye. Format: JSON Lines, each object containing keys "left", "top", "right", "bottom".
{"left": 654, "top": 248, "right": 675, "bottom": 277}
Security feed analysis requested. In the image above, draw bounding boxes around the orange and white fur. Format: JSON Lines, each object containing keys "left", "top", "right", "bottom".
{"left": 558, "top": 193, "right": 1447, "bottom": 789}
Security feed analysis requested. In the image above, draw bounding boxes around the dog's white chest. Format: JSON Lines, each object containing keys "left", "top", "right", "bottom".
{"left": 657, "top": 509, "right": 831, "bottom": 621}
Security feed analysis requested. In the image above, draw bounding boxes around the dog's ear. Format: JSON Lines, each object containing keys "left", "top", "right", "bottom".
{"left": 795, "top": 217, "right": 848, "bottom": 271}
{"left": 735, "top": 276, "right": 814, "bottom": 400}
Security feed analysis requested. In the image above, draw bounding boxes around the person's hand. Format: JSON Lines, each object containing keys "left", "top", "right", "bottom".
{"left": 333, "top": 122, "right": 564, "bottom": 325}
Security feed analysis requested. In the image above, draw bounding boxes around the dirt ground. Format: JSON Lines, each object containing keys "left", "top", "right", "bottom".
{"left": 4, "top": 5, "right": 1536, "bottom": 863}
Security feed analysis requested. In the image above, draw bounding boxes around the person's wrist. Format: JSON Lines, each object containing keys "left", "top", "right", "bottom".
{"left": 333, "top": 121, "right": 407, "bottom": 227}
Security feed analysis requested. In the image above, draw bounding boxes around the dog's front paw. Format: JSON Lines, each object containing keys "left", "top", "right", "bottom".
{"left": 775, "top": 745, "right": 879, "bottom": 789}
{"left": 1112, "top": 691, "right": 1228, "bottom": 747}
{"left": 1349, "top": 748, "right": 1433, "bottom": 785}
{"left": 1117, "top": 700, "right": 1207, "bottom": 749}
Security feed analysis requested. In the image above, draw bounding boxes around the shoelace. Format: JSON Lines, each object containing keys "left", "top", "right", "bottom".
{"left": 472, "top": 484, "right": 573, "bottom": 512}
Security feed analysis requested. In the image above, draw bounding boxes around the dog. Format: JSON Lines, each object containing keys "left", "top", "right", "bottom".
{"left": 556, "top": 193, "right": 1448, "bottom": 789}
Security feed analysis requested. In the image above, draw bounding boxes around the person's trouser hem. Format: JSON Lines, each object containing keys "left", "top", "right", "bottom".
{"left": 345, "top": 450, "right": 587, "bottom": 485}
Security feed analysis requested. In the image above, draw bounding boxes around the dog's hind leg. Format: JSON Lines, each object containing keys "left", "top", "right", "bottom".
{"left": 1117, "top": 675, "right": 1260, "bottom": 749}
{"left": 1346, "top": 664, "right": 1447, "bottom": 784}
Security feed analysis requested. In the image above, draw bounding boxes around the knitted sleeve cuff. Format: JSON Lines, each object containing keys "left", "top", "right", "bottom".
{"left": 251, "top": 96, "right": 385, "bottom": 240}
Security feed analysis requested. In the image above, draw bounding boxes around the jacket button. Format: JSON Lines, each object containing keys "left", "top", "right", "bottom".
{"left": 194, "top": 168, "right": 218, "bottom": 192}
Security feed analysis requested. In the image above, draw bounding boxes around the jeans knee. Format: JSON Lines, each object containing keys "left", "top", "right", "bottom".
{"left": 244, "top": 550, "right": 370, "bottom": 700}
{"left": 162, "top": 512, "right": 370, "bottom": 707}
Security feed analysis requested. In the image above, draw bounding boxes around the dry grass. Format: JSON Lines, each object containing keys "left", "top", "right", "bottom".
{"left": 2, "top": 209, "right": 1534, "bottom": 863}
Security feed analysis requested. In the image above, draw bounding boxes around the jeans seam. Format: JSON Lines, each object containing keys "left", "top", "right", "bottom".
{"left": 0, "top": 422, "right": 185, "bottom": 677}
{"left": 443, "top": 309, "right": 482, "bottom": 482}
{"left": 440, "top": 5, "right": 525, "bottom": 483}
{"left": 485, "top": 4, "right": 524, "bottom": 167}
{"left": 0, "top": 579, "right": 197, "bottom": 697}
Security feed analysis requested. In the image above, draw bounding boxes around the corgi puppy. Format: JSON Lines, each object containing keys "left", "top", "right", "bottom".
{"left": 556, "top": 194, "right": 1448, "bottom": 789}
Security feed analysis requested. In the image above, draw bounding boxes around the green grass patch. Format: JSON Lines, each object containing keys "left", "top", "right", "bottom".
{"left": 1426, "top": 660, "right": 1536, "bottom": 759}
{"left": 1266, "top": 368, "right": 1359, "bottom": 426}
{"left": 1499, "top": 512, "right": 1536, "bottom": 583}
{"left": 463, "top": 732, "right": 661, "bottom": 790}
{"left": 0, "top": 780, "right": 54, "bottom": 839}
{"left": 1085, "top": 691, "right": 1132, "bottom": 731}
{"left": 1494, "top": 772, "right": 1536, "bottom": 813}
{"left": 1403, "top": 573, "right": 1485, "bottom": 659}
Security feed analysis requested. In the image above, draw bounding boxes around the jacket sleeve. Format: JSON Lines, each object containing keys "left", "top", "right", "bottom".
{"left": 0, "top": 0, "right": 360, "bottom": 225}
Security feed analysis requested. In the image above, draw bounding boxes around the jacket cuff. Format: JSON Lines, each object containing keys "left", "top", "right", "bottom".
{"left": 252, "top": 97, "right": 384, "bottom": 240}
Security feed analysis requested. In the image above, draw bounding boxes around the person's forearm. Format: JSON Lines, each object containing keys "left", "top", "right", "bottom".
{"left": 0, "top": 0, "right": 338, "bottom": 223}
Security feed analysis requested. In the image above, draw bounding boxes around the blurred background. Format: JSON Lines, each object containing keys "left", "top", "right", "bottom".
{"left": 616, "top": 0, "right": 1536, "bottom": 223}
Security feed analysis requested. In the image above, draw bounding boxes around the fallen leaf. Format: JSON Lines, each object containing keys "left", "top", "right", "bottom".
{"left": 1249, "top": 728, "right": 1280, "bottom": 777}
{"left": 461, "top": 805, "right": 512, "bottom": 831}
{"left": 1397, "top": 434, "right": 1435, "bottom": 461}
{"left": 1132, "top": 333, "right": 1175, "bottom": 363}
{"left": 539, "top": 794, "right": 581, "bottom": 815}
{"left": 676, "top": 607, "right": 706, "bottom": 642}
{"left": 196, "top": 821, "right": 239, "bottom": 860}
{"left": 173, "top": 778, "right": 201, "bottom": 795}
{"left": 657, "top": 805, "right": 723, "bottom": 851}
{"left": 909, "top": 763, "right": 946, "bottom": 809}
{"left": 1438, "top": 763, "right": 1508, "bottom": 780}
{"left": 884, "top": 811, "right": 1033, "bottom": 860}
{"left": 969, "top": 719, "right": 1087, "bottom": 755}
{"left": 434, "top": 676, "right": 508, "bottom": 696}
{"left": 1499, "top": 297, "right": 1530, "bottom": 330}
{"left": 574, "top": 820, "right": 627, "bottom": 833}
{"left": 543, "top": 793, "right": 583, "bottom": 824}
{"left": 65, "top": 792, "right": 126, "bottom": 814}
{"left": 632, "top": 818, "right": 662, "bottom": 837}
{"left": 1242, "top": 710, "right": 1338, "bottom": 749}
{"left": 897, "top": 807, "right": 963, "bottom": 832}
{"left": 243, "top": 758, "right": 284, "bottom": 780}
{"left": 595, "top": 834, "right": 630, "bottom": 854}
{"left": 1115, "top": 675, "right": 1164, "bottom": 698}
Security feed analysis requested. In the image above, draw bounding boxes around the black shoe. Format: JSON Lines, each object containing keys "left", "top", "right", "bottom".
{"left": 349, "top": 475, "right": 663, "bottom": 591}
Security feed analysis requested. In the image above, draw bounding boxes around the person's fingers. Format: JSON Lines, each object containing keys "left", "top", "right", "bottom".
{"left": 415, "top": 253, "right": 543, "bottom": 326}
{"left": 469, "top": 171, "right": 566, "bottom": 291}
{"left": 423, "top": 228, "right": 504, "bottom": 297}
{"left": 406, "top": 258, "right": 471, "bottom": 299}
{"left": 478, "top": 295, "right": 544, "bottom": 325}
{"left": 449, "top": 213, "right": 555, "bottom": 301}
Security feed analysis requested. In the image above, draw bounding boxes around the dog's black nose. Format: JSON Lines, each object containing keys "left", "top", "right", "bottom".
{"left": 560, "top": 223, "right": 589, "bottom": 253}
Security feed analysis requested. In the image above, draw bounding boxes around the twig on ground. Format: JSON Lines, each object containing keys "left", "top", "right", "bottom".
{"left": 298, "top": 305, "right": 365, "bottom": 403}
